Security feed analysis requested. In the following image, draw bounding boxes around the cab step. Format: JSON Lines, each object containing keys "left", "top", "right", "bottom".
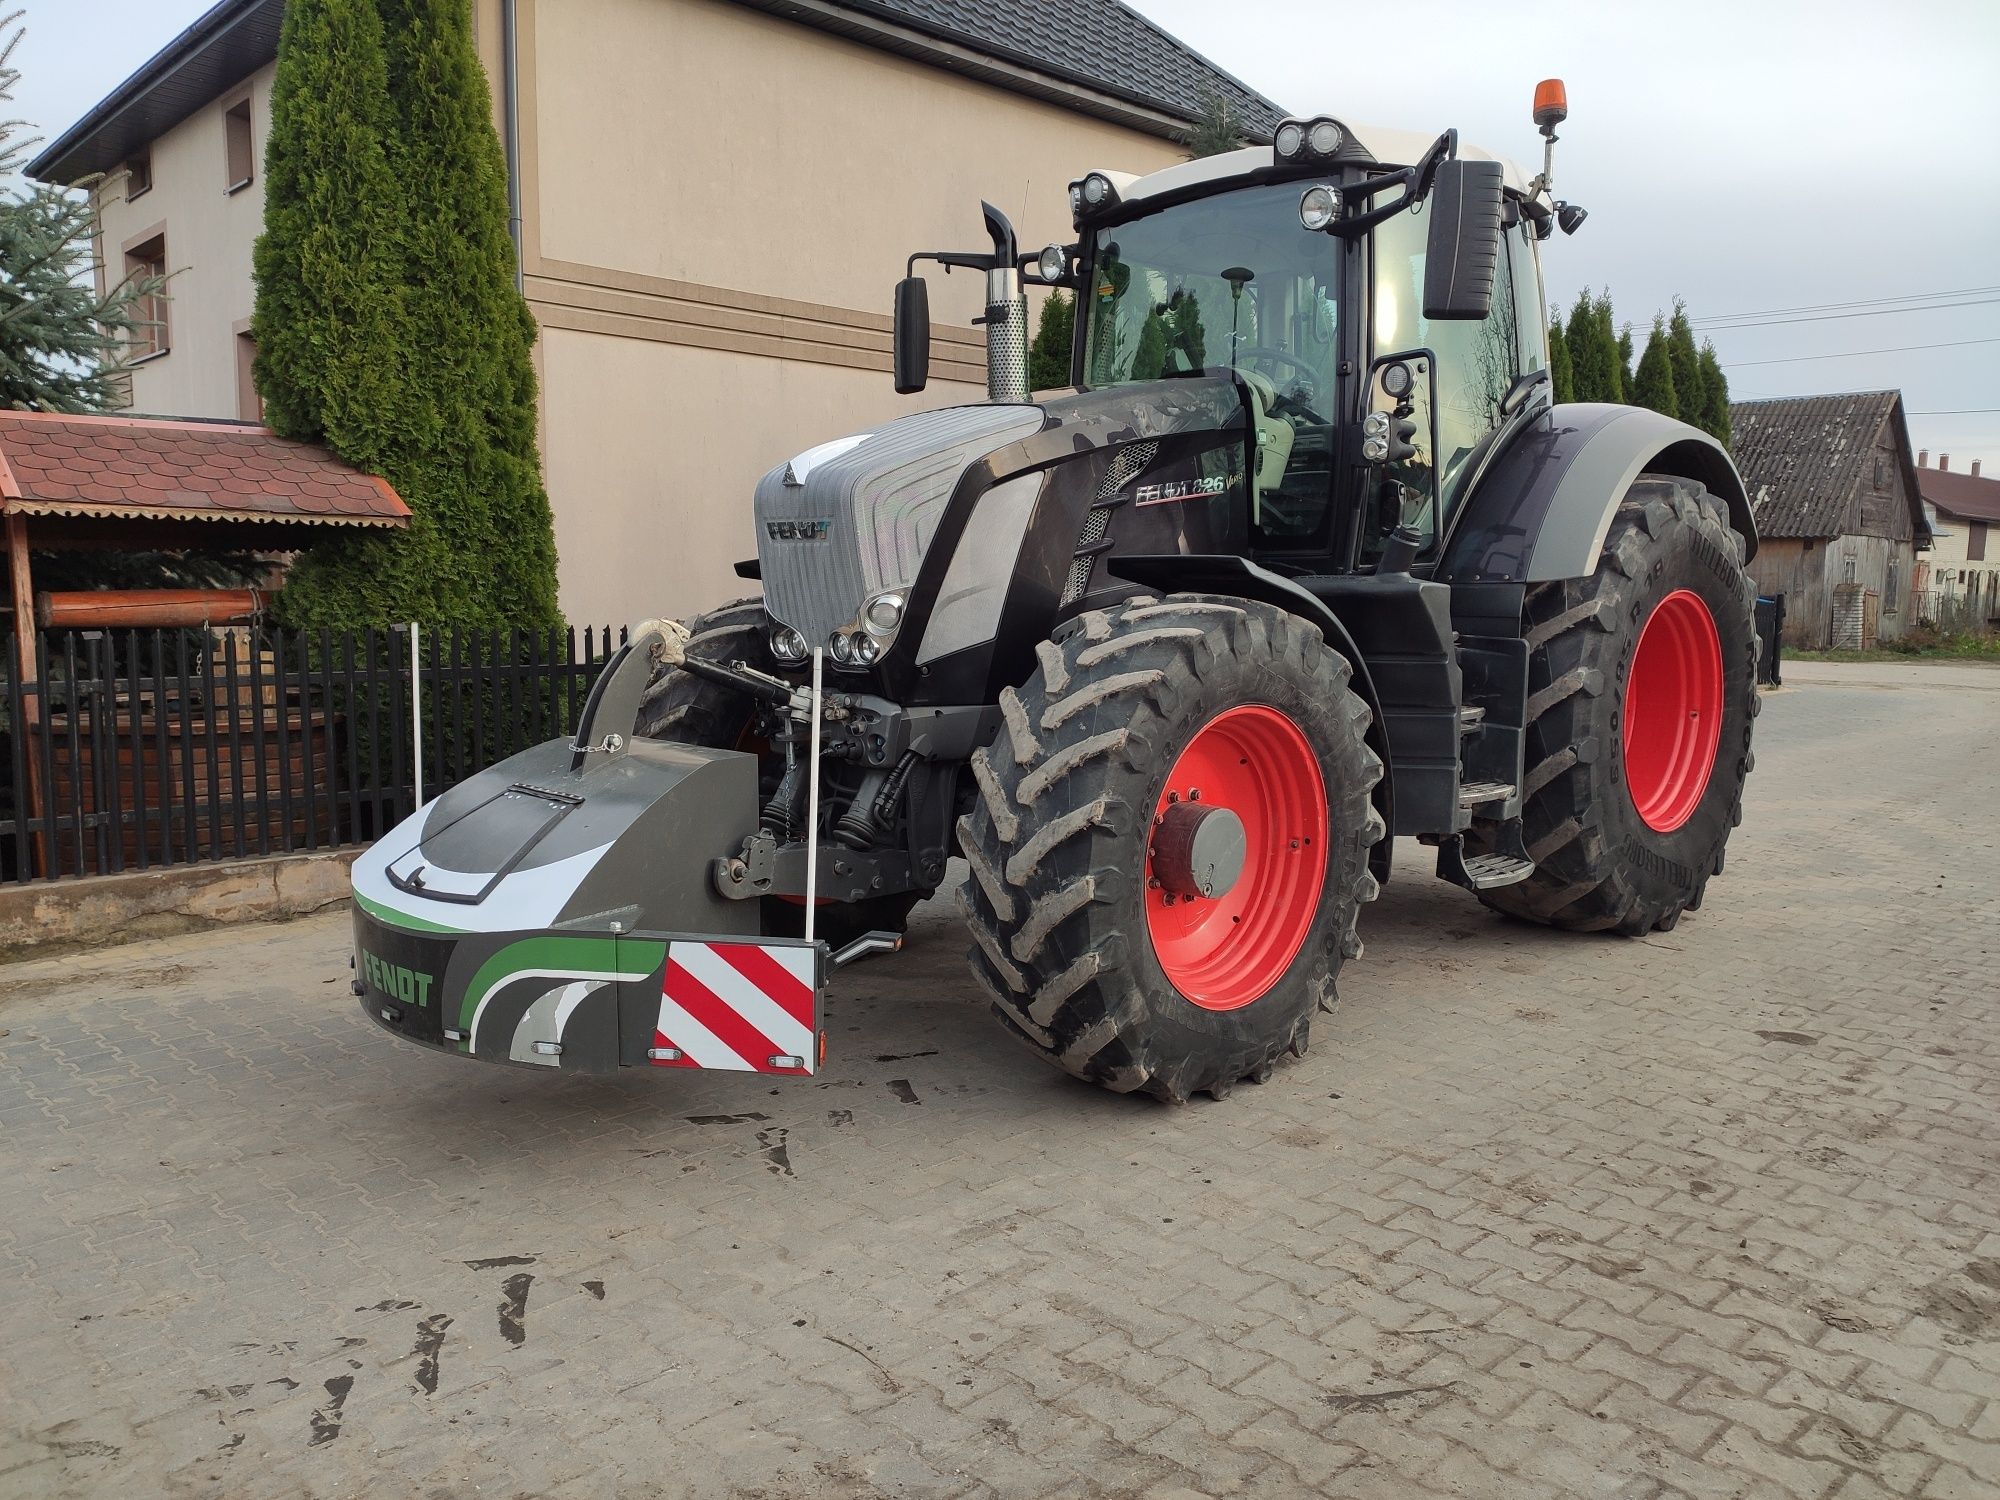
{"left": 1458, "top": 780, "right": 1515, "bottom": 808}
{"left": 1436, "top": 827, "right": 1536, "bottom": 892}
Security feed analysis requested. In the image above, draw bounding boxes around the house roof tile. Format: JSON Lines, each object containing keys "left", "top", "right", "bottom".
{"left": 0, "top": 411, "right": 408, "bottom": 530}
{"left": 1916, "top": 464, "right": 2000, "bottom": 524}
{"left": 29, "top": 0, "right": 1286, "bottom": 185}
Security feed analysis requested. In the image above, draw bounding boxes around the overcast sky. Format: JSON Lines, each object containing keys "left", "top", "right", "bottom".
{"left": 12, "top": 0, "right": 2000, "bottom": 469}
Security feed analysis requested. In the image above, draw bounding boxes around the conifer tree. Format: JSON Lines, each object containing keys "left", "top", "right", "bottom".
{"left": 1697, "top": 341, "right": 1733, "bottom": 447}
{"left": 258, "top": 0, "right": 560, "bottom": 628}
{"left": 1548, "top": 318, "right": 1574, "bottom": 404}
{"left": 1616, "top": 324, "right": 1634, "bottom": 391}
{"left": 1027, "top": 291, "right": 1074, "bottom": 391}
{"left": 0, "top": 15, "right": 165, "bottom": 412}
{"left": 1630, "top": 315, "right": 1679, "bottom": 417}
{"left": 1666, "top": 300, "right": 1702, "bottom": 421}
{"left": 1593, "top": 291, "right": 1625, "bottom": 404}
{"left": 1176, "top": 93, "right": 1244, "bottom": 159}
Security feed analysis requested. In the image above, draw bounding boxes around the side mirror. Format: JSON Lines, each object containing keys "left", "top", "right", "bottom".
{"left": 1422, "top": 158, "right": 1505, "bottom": 320}
{"left": 893, "top": 276, "right": 930, "bottom": 394}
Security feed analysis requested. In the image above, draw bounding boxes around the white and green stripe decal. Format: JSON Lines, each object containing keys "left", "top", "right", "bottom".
{"left": 460, "top": 935, "right": 667, "bottom": 1052}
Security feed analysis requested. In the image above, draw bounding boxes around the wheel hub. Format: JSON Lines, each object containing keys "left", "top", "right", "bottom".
{"left": 1142, "top": 705, "right": 1328, "bottom": 1012}
{"left": 1150, "top": 799, "right": 1248, "bottom": 901}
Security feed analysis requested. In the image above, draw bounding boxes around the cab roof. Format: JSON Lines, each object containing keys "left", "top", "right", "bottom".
{"left": 1106, "top": 125, "right": 1531, "bottom": 209}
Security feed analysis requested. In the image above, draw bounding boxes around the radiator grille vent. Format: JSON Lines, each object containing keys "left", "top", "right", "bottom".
{"left": 1062, "top": 443, "right": 1159, "bottom": 605}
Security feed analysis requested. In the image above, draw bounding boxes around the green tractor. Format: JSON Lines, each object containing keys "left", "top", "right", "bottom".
{"left": 351, "top": 82, "right": 1757, "bottom": 1102}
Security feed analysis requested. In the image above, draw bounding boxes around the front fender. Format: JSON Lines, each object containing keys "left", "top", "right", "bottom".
{"left": 1441, "top": 403, "right": 1756, "bottom": 585}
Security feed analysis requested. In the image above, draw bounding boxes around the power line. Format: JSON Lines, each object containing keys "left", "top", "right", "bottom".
{"left": 1721, "top": 337, "right": 2000, "bottom": 368}
{"left": 1695, "top": 297, "right": 2000, "bottom": 332}
{"left": 1908, "top": 408, "right": 2000, "bottom": 416}
{"left": 1694, "top": 284, "right": 2000, "bottom": 324}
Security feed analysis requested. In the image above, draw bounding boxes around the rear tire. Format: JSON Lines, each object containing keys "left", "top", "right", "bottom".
{"left": 1472, "top": 475, "right": 1758, "bottom": 934}
{"left": 635, "top": 597, "right": 922, "bottom": 944}
{"left": 957, "top": 595, "right": 1383, "bottom": 1103}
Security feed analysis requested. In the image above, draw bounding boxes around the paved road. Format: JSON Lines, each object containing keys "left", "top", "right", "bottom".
{"left": 2, "top": 661, "right": 1996, "bottom": 1499}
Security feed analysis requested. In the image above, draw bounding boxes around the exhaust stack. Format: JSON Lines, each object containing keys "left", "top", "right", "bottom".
{"left": 979, "top": 202, "right": 1027, "bottom": 404}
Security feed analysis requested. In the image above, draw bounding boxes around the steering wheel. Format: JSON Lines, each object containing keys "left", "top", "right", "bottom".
{"left": 1234, "top": 346, "right": 1325, "bottom": 422}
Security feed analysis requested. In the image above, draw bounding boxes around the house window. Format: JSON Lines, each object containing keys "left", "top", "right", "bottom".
{"left": 1972, "top": 521, "right": 1989, "bottom": 563}
{"left": 126, "top": 153, "right": 152, "bottom": 200}
{"left": 1884, "top": 558, "right": 1899, "bottom": 611}
{"left": 1873, "top": 457, "right": 1888, "bottom": 491}
{"left": 224, "top": 96, "right": 254, "bottom": 191}
{"left": 1842, "top": 553, "right": 1857, "bottom": 583}
{"left": 125, "top": 232, "right": 169, "bottom": 360}
{"left": 236, "top": 331, "right": 263, "bottom": 422}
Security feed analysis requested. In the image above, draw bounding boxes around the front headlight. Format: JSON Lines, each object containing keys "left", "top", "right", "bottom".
{"left": 864, "top": 593, "right": 905, "bottom": 635}
{"left": 770, "top": 625, "right": 809, "bottom": 663}
{"left": 828, "top": 631, "right": 857, "bottom": 665}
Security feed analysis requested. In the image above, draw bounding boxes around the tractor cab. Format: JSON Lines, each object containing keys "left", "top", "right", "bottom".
{"left": 1047, "top": 119, "right": 1553, "bottom": 583}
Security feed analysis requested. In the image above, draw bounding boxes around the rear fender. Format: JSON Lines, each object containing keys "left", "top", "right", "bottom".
{"left": 1106, "top": 553, "right": 1395, "bottom": 881}
{"left": 1441, "top": 403, "right": 1756, "bottom": 585}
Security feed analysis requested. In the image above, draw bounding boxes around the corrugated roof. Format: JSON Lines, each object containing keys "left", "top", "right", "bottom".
{"left": 0, "top": 411, "right": 408, "bottom": 529}
{"left": 1728, "top": 391, "right": 1902, "bottom": 539}
{"left": 1916, "top": 463, "right": 2000, "bottom": 524}
{"left": 29, "top": 0, "right": 1287, "bottom": 186}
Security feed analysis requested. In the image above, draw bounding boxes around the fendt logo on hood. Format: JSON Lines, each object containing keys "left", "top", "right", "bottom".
{"left": 766, "top": 519, "right": 831, "bottom": 542}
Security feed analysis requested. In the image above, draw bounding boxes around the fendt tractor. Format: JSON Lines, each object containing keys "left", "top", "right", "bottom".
{"left": 351, "top": 82, "right": 1760, "bottom": 1103}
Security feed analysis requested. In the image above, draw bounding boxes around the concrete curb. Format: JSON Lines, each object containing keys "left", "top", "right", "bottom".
{"left": 0, "top": 848, "right": 358, "bottom": 959}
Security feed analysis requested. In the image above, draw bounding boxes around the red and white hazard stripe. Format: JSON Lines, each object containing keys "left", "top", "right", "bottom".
{"left": 649, "top": 939, "right": 821, "bottom": 1075}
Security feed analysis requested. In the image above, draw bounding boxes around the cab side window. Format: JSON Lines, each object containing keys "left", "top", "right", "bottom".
{"left": 1372, "top": 204, "right": 1521, "bottom": 520}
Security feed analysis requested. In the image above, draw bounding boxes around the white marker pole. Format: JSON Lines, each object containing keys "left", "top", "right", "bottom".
{"left": 803, "top": 648, "right": 824, "bottom": 944}
{"left": 410, "top": 621, "right": 424, "bottom": 809}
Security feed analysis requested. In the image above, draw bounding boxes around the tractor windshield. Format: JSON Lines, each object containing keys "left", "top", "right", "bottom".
{"left": 1081, "top": 181, "right": 1343, "bottom": 543}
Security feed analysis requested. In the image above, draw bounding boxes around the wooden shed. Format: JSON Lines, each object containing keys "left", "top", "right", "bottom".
{"left": 1730, "top": 391, "right": 1931, "bottom": 650}
{"left": 1, "top": 410, "right": 409, "bottom": 877}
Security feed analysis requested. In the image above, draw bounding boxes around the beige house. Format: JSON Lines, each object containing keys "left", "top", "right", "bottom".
{"left": 1912, "top": 451, "right": 2000, "bottom": 628}
{"left": 32, "top": 0, "right": 1284, "bottom": 628}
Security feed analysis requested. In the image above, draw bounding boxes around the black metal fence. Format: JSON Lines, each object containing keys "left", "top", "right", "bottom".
{"left": 2, "top": 624, "right": 628, "bottom": 885}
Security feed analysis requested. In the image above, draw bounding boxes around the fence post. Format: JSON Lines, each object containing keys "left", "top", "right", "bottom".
{"left": 410, "top": 621, "right": 424, "bottom": 809}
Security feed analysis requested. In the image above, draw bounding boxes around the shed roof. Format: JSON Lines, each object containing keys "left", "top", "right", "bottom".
{"left": 0, "top": 410, "right": 408, "bottom": 529}
{"left": 1728, "top": 391, "right": 1908, "bottom": 540}
{"left": 28, "top": 0, "right": 1287, "bottom": 185}
{"left": 1917, "top": 463, "right": 2000, "bottom": 524}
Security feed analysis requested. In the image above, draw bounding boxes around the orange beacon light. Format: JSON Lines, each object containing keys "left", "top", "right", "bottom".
{"left": 1534, "top": 79, "right": 1568, "bottom": 134}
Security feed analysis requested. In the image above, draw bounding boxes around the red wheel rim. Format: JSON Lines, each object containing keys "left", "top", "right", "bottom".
{"left": 1624, "top": 589, "right": 1724, "bottom": 833}
{"left": 1144, "top": 705, "right": 1327, "bottom": 1011}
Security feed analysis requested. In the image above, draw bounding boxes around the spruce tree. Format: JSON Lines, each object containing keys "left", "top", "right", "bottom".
{"left": 260, "top": 0, "right": 561, "bottom": 629}
{"left": 1666, "top": 300, "right": 1702, "bottom": 422}
{"left": 1616, "top": 324, "right": 1634, "bottom": 392}
{"left": 1027, "top": 291, "right": 1074, "bottom": 391}
{"left": 1697, "top": 341, "right": 1732, "bottom": 447}
{"left": 1630, "top": 315, "right": 1678, "bottom": 417}
{"left": 0, "top": 18, "right": 165, "bottom": 411}
{"left": 1548, "top": 318, "right": 1574, "bottom": 404}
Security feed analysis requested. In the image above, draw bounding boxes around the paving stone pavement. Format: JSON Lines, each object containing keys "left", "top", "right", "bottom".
{"left": 1, "top": 659, "right": 1995, "bottom": 1500}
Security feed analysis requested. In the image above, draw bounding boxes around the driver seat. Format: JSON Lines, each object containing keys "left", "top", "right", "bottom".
{"left": 1240, "top": 370, "right": 1294, "bottom": 524}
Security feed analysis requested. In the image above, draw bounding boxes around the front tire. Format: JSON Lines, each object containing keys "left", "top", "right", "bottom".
{"left": 1473, "top": 475, "right": 1758, "bottom": 934}
{"left": 957, "top": 595, "right": 1383, "bottom": 1103}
